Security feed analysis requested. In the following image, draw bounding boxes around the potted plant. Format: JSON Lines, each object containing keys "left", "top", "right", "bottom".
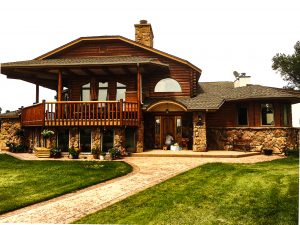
{"left": 41, "top": 129, "right": 55, "bottom": 139}
{"left": 51, "top": 148, "right": 62, "bottom": 158}
{"left": 108, "top": 147, "right": 122, "bottom": 160}
{"left": 91, "top": 147, "right": 100, "bottom": 159}
{"left": 99, "top": 151, "right": 106, "bottom": 160}
{"left": 69, "top": 146, "right": 80, "bottom": 159}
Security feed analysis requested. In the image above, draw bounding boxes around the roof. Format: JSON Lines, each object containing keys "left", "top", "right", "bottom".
{"left": 143, "top": 82, "right": 300, "bottom": 110}
{"left": 1, "top": 56, "right": 169, "bottom": 69}
{"left": 0, "top": 110, "right": 20, "bottom": 119}
{"left": 33, "top": 35, "right": 201, "bottom": 73}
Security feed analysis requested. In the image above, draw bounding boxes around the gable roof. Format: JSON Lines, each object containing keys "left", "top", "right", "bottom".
{"left": 34, "top": 35, "right": 201, "bottom": 73}
{"left": 143, "top": 82, "right": 300, "bottom": 111}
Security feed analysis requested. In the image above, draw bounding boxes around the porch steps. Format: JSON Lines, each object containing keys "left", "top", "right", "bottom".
{"left": 131, "top": 150, "right": 261, "bottom": 158}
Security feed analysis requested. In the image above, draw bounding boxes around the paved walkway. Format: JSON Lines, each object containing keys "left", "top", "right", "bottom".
{"left": 0, "top": 154, "right": 283, "bottom": 224}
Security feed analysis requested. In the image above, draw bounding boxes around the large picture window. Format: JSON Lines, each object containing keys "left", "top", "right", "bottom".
{"left": 237, "top": 106, "right": 248, "bottom": 126}
{"left": 261, "top": 103, "right": 274, "bottom": 125}
{"left": 80, "top": 128, "right": 91, "bottom": 152}
{"left": 154, "top": 78, "right": 182, "bottom": 92}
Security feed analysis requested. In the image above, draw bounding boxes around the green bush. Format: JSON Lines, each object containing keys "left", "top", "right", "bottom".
{"left": 109, "top": 148, "right": 121, "bottom": 160}
{"left": 51, "top": 148, "right": 62, "bottom": 158}
{"left": 69, "top": 146, "right": 80, "bottom": 159}
{"left": 284, "top": 148, "right": 299, "bottom": 157}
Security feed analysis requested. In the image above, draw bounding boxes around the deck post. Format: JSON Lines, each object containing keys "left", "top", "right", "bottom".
{"left": 57, "top": 70, "right": 62, "bottom": 120}
{"left": 35, "top": 84, "right": 39, "bottom": 103}
{"left": 120, "top": 99, "right": 123, "bottom": 126}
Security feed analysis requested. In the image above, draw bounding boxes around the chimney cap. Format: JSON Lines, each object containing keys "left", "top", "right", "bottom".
{"left": 140, "top": 20, "right": 148, "bottom": 24}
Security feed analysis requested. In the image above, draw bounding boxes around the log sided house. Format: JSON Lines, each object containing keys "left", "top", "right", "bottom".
{"left": 1, "top": 20, "right": 299, "bottom": 154}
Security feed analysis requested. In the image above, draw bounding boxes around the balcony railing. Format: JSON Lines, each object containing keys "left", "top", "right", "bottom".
{"left": 21, "top": 100, "right": 139, "bottom": 127}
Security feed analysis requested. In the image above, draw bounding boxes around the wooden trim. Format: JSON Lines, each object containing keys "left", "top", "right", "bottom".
{"left": 146, "top": 100, "right": 187, "bottom": 112}
{"left": 35, "top": 84, "right": 39, "bottom": 104}
{"left": 57, "top": 70, "right": 62, "bottom": 102}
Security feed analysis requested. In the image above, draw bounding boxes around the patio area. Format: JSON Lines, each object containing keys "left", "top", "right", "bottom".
{"left": 131, "top": 150, "right": 261, "bottom": 158}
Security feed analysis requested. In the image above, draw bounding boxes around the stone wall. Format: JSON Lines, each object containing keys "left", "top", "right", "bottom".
{"left": 91, "top": 128, "right": 101, "bottom": 149}
{"left": 136, "top": 123, "right": 144, "bottom": 153}
{"left": 193, "top": 112, "right": 207, "bottom": 152}
{"left": 0, "top": 118, "right": 22, "bottom": 148}
{"left": 207, "top": 127, "right": 299, "bottom": 153}
{"left": 69, "top": 127, "right": 79, "bottom": 149}
{"left": 114, "top": 127, "right": 125, "bottom": 151}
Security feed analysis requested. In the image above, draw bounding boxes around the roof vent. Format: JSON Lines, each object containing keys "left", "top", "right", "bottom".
{"left": 233, "top": 71, "right": 251, "bottom": 88}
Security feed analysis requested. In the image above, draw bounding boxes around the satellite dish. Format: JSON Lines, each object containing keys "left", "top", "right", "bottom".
{"left": 233, "top": 71, "right": 240, "bottom": 78}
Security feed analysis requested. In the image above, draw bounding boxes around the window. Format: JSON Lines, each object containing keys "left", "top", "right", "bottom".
{"left": 102, "top": 128, "right": 114, "bottom": 152}
{"left": 98, "top": 82, "right": 108, "bottom": 101}
{"left": 237, "top": 106, "right": 248, "bottom": 125}
{"left": 154, "top": 78, "right": 182, "bottom": 92}
{"left": 80, "top": 128, "right": 91, "bottom": 152}
{"left": 57, "top": 129, "right": 69, "bottom": 152}
{"left": 261, "top": 104, "right": 274, "bottom": 125}
{"left": 155, "top": 117, "right": 161, "bottom": 135}
{"left": 81, "top": 83, "right": 90, "bottom": 101}
{"left": 116, "top": 82, "right": 126, "bottom": 101}
{"left": 283, "top": 104, "right": 290, "bottom": 126}
{"left": 176, "top": 116, "right": 182, "bottom": 135}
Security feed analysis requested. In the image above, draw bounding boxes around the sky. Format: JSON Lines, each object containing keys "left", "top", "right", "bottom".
{"left": 0, "top": 0, "right": 299, "bottom": 124}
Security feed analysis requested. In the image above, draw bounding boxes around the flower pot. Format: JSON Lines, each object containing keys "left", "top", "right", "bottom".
{"left": 99, "top": 155, "right": 105, "bottom": 160}
{"left": 93, "top": 154, "right": 98, "bottom": 159}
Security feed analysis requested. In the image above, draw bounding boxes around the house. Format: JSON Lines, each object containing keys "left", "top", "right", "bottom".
{"left": 0, "top": 20, "right": 299, "bottom": 154}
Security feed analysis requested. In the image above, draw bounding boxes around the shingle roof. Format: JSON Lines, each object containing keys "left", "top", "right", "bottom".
{"left": 0, "top": 110, "right": 20, "bottom": 119}
{"left": 143, "top": 82, "right": 300, "bottom": 110}
{"left": 1, "top": 56, "right": 169, "bottom": 68}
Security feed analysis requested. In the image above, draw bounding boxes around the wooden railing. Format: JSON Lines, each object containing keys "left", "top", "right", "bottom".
{"left": 21, "top": 100, "right": 139, "bottom": 127}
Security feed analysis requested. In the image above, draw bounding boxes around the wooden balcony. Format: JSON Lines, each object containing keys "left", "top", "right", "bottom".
{"left": 21, "top": 100, "right": 139, "bottom": 127}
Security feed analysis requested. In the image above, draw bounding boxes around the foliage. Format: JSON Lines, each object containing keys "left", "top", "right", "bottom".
{"left": 272, "top": 41, "right": 300, "bottom": 89}
{"left": 76, "top": 157, "right": 299, "bottom": 225}
{"left": 91, "top": 147, "right": 100, "bottom": 156}
{"left": 41, "top": 129, "right": 55, "bottom": 139}
{"left": 69, "top": 146, "right": 80, "bottom": 159}
{"left": 15, "top": 128, "right": 25, "bottom": 138}
{"left": 9, "top": 144, "right": 27, "bottom": 153}
{"left": 51, "top": 148, "right": 62, "bottom": 158}
{"left": 0, "top": 154, "right": 132, "bottom": 214}
{"left": 108, "top": 148, "right": 122, "bottom": 160}
{"left": 100, "top": 151, "right": 107, "bottom": 157}
{"left": 284, "top": 148, "right": 299, "bottom": 157}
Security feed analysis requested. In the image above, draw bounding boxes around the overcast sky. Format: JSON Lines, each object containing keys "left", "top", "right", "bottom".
{"left": 0, "top": 0, "right": 300, "bottom": 113}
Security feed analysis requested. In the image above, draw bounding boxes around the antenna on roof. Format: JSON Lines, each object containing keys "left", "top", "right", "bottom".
{"left": 233, "top": 71, "right": 240, "bottom": 79}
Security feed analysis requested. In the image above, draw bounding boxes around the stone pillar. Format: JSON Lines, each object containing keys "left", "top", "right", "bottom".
{"left": 69, "top": 127, "right": 79, "bottom": 149}
{"left": 193, "top": 112, "right": 207, "bottom": 152}
{"left": 91, "top": 128, "right": 101, "bottom": 149}
{"left": 136, "top": 122, "right": 144, "bottom": 153}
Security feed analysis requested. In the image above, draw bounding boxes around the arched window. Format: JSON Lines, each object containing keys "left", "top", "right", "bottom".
{"left": 116, "top": 82, "right": 126, "bottom": 101}
{"left": 154, "top": 78, "right": 182, "bottom": 92}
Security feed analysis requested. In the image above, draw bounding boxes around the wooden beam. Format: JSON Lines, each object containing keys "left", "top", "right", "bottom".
{"left": 82, "top": 68, "right": 97, "bottom": 76}
{"left": 36, "top": 84, "right": 39, "bottom": 103}
{"left": 57, "top": 70, "right": 62, "bottom": 102}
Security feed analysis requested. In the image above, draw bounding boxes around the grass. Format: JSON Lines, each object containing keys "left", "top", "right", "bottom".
{"left": 0, "top": 154, "right": 132, "bottom": 214}
{"left": 75, "top": 157, "right": 299, "bottom": 225}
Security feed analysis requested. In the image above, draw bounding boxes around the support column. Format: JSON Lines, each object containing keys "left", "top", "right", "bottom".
{"left": 91, "top": 128, "right": 101, "bottom": 149}
{"left": 57, "top": 70, "right": 62, "bottom": 102}
{"left": 69, "top": 128, "right": 79, "bottom": 149}
{"left": 114, "top": 128, "right": 125, "bottom": 153}
{"left": 35, "top": 84, "right": 39, "bottom": 104}
{"left": 193, "top": 111, "right": 207, "bottom": 152}
{"left": 137, "top": 64, "right": 141, "bottom": 125}
{"left": 136, "top": 121, "right": 144, "bottom": 152}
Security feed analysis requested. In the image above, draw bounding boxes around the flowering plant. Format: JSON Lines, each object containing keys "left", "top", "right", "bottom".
{"left": 41, "top": 130, "right": 55, "bottom": 139}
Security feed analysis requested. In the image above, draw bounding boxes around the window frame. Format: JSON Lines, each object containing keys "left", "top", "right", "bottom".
{"left": 236, "top": 105, "right": 249, "bottom": 126}
{"left": 154, "top": 78, "right": 182, "bottom": 93}
{"left": 260, "top": 103, "right": 275, "bottom": 126}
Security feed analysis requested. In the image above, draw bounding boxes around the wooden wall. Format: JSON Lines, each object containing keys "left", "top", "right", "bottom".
{"left": 206, "top": 101, "right": 292, "bottom": 127}
{"left": 50, "top": 40, "right": 195, "bottom": 99}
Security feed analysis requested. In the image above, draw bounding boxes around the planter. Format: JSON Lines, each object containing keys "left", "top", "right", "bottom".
{"left": 34, "top": 147, "right": 51, "bottom": 158}
{"left": 263, "top": 149, "right": 273, "bottom": 156}
{"left": 70, "top": 154, "right": 79, "bottom": 159}
{"left": 92, "top": 154, "right": 98, "bottom": 159}
{"left": 99, "top": 155, "right": 105, "bottom": 160}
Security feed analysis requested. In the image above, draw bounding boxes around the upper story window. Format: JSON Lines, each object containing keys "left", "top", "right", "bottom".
{"left": 98, "top": 82, "right": 108, "bottom": 101}
{"left": 261, "top": 103, "right": 274, "bottom": 125}
{"left": 116, "top": 82, "right": 126, "bottom": 101}
{"left": 237, "top": 105, "right": 248, "bottom": 126}
{"left": 154, "top": 78, "right": 182, "bottom": 92}
{"left": 81, "top": 83, "right": 91, "bottom": 101}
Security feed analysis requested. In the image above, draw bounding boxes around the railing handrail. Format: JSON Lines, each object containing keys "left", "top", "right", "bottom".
{"left": 22, "top": 102, "right": 44, "bottom": 110}
{"left": 45, "top": 100, "right": 138, "bottom": 104}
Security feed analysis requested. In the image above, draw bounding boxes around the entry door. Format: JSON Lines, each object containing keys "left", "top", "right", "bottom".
{"left": 161, "top": 116, "right": 175, "bottom": 147}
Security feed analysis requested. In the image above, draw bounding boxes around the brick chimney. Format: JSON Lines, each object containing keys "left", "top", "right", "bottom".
{"left": 135, "top": 20, "right": 154, "bottom": 48}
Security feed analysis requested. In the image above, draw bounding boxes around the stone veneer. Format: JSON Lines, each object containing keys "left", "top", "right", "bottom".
{"left": 114, "top": 128, "right": 125, "bottom": 151}
{"left": 136, "top": 122, "right": 144, "bottom": 153}
{"left": 193, "top": 112, "right": 207, "bottom": 152}
{"left": 91, "top": 128, "right": 101, "bottom": 149}
{"left": 207, "top": 127, "right": 299, "bottom": 153}
{"left": 0, "top": 118, "right": 22, "bottom": 148}
{"left": 69, "top": 128, "right": 79, "bottom": 149}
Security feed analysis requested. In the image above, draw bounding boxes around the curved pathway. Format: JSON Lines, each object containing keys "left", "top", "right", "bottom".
{"left": 0, "top": 155, "right": 283, "bottom": 224}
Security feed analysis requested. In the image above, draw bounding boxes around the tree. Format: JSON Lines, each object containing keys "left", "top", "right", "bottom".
{"left": 272, "top": 41, "right": 300, "bottom": 89}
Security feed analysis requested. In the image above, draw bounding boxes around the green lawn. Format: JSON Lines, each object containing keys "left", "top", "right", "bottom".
{"left": 0, "top": 154, "right": 132, "bottom": 214}
{"left": 76, "top": 157, "right": 299, "bottom": 225}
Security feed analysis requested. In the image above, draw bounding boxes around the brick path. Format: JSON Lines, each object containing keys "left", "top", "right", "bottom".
{"left": 0, "top": 154, "right": 283, "bottom": 224}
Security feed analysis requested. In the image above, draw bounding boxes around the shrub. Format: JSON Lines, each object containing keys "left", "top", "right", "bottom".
{"left": 51, "top": 148, "right": 62, "bottom": 158}
{"left": 69, "top": 146, "right": 80, "bottom": 159}
{"left": 284, "top": 148, "right": 299, "bottom": 157}
{"left": 109, "top": 148, "right": 121, "bottom": 160}
{"left": 9, "top": 144, "right": 27, "bottom": 153}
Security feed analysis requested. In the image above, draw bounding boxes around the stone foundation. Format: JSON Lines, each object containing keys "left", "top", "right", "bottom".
{"left": 91, "top": 128, "right": 101, "bottom": 149}
{"left": 207, "top": 127, "right": 299, "bottom": 153}
{"left": 69, "top": 128, "right": 79, "bottom": 149}
{"left": 0, "top": 118, "right": 22, "bottom": 148}
{"left": 193, "top": 112, "right": 207, "bottom": 152}
{"left": 114, "top": 128, "right": 125, "bottom": 152}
